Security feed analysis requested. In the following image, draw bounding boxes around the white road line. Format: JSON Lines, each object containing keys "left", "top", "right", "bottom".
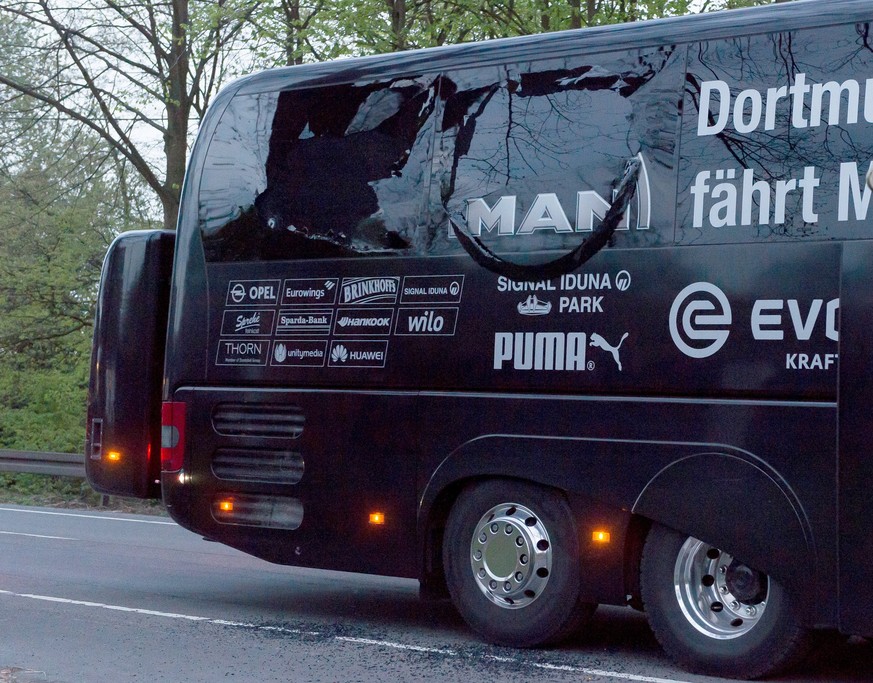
{"left": 0, "top": 588, "right": 695, "bottom": 683}
{"left": 0, "top": 507, "right": 175, "bottom": 524}
{"left": 0, "top": 530, "right": 77, "bottom": 540}
{"left": 335, "top": 636, "right": 457, "bottom": 655}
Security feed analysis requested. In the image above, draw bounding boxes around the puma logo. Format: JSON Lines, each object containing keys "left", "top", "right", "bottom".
{"left": 589, "top": 332, "right": 629, "bottom": 371}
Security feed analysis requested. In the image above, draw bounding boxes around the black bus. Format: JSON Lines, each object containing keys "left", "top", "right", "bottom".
{"left": 86, "top": 0, "right": 873, "bottom": 677}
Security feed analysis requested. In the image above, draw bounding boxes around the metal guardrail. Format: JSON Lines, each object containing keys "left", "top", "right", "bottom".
{"left": 0, "top": 450, "right": 86, "bottom": 478}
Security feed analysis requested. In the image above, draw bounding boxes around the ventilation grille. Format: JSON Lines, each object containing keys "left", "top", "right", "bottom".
{"left": 212, "top": 449, "right": 304, "bottom": 485}
{"left": 212, "top": 403, "right": 305, "bottom": 438}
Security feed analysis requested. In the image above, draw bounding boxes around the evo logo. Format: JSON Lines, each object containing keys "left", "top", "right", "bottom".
{"left": 670, "top": 281, "right": 840, "bottom": 369}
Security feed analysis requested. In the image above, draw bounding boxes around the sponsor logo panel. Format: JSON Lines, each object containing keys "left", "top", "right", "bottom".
{"left": 220, "top": 310, "right": 275, "bottom": 337}
{"left": 270, "top": 340, "right": 327, "bottom": 367}
{"left": 226, "top": 280, "right": 281, "bottom": 306}
{"left": 328, "top": 340, "right": 389, "bottom": 368}
{"left": 340, "top": 277, "right": 399, "bottom": 305}
{"left": 395, "top": 308, "right": 458, "bottom": 336}
{"left": 282, "top": 278, "right": 338, "bottom": 306}
{"left": 275, "top": 310, "right": 333, "bottom": 336}
{"left": 400, "top": 275, "right": 464, "bottom": 304}
{"left": 216, "top": 340, "right": 269, "bottom": 366}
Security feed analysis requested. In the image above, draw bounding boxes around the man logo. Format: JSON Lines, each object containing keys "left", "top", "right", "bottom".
{"left": 670, "top": 282, "right": 732, "bottom": 358}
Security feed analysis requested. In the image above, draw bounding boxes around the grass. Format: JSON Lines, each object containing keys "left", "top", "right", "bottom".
{"left": 0, "top": 472, "right": 167, "bottom": 515}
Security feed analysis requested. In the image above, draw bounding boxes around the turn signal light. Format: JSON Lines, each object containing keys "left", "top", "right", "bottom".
{"left": 592, "top": 530, "right": 611, "bottom": 543}
{"left": 369, "top": 512, "right": 386, "bottom": 525}
{"left": 106, "top": 450, "right": 122, "bottom": 462}
{"left": 219, "top": 499, "right": 234, "bottom": 513}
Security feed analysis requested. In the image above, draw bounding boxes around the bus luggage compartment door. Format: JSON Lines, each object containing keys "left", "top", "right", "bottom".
{"left": 85, "top": 230, "right": 175, "bottom": 498}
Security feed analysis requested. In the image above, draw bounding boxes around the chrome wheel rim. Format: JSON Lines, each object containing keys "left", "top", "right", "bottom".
{"left": 470, "top": 502, "right": 552, "bottom": 610}
{"left": 674, "top": 537, "right": 769, "bottom": 640}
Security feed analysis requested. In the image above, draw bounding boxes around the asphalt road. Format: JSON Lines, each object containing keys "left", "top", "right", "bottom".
{"left": 0, "top": 504, "right": 870, "bottom": 683}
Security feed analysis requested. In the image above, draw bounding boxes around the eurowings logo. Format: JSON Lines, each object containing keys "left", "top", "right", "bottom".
{"left": 455, "top": 153, "right": 652, "bottom": 238}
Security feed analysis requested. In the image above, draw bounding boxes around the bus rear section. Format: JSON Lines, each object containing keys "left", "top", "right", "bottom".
{"left": 86, "top": 1, "right": 873, "bottom": 679}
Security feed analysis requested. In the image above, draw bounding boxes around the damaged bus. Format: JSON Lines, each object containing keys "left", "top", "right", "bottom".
{"left": 86, "top": 0, "right": 873, "bottom": 677}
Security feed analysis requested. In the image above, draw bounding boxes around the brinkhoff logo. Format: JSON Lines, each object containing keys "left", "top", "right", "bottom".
{"left": 341, "top": 277, "right": 399, "bottom": 305}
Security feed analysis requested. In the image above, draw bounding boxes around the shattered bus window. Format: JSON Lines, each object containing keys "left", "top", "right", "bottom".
{"left": 201, "top": 77, "right": 440, "bottom": 261}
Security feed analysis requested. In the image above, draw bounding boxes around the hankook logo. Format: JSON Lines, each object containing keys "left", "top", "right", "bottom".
{"left": 669, "top": 282, "right": 732, "bottom": 358}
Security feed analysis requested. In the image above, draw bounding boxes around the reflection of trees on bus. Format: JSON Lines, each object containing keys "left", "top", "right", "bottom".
{"left": 682, "top": 28, "right": 873, "bottom": 241}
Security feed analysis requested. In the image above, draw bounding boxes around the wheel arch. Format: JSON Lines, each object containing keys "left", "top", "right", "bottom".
{"left": 632, "top": 452, "right": 817, "bottom": 614}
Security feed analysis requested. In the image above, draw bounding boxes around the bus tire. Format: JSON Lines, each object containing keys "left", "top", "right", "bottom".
{"left": 640, "top": 524, "right": 811, "bottom": 679}
{"left": 443, "top": 479, "right": 595, "bottom": 647}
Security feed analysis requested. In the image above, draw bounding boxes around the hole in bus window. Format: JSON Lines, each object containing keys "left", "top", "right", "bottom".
{"left": 200, "top": 76, "right": 441, "bottom": 261}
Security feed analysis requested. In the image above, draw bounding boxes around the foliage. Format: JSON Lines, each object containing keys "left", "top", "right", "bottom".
{"left": 0, "top": 18, "right": 154, "bottom": 452}
{"left": 0, "top": 472, "right": 166, "bottom": 513}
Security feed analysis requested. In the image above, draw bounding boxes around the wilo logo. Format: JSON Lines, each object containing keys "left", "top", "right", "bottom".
{"left": 669, "top": 282, "right": 733, "bottom": 358}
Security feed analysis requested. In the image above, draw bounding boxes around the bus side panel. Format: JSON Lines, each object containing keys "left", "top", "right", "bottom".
{"left": 838, "top": 241, "right": 873, "bottom": 636}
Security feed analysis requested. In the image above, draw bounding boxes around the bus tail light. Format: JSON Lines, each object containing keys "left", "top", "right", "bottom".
{"left": 161, "top": 401, "right": 187, "bottom": 471}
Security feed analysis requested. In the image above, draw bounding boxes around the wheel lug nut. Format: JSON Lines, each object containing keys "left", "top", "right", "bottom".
{"left": 490, "top": 523, "right": 499, "bottom": 533}
{"left": 720, "top": 585, "right": 729, "bottom": 594}
{"left": 519, "top": 554, "right": 528, "bottom": 564}
{"left": 720, "top": 565, "right": 727, "bottom": 574}
{"left": 504, "top": 582, "right": 512, "bottom": 592}
{"left": 478, "top": 569, "right": 486, "bottom": 578}
{"left": 730, "top": 601, "right": 739, "bottom": 610}
{"left": 489, "top": 580, "right": 497, "bottom": 590}
{"left": 473, "top": 550, "right": 482, "bottom": 560}
{"left": 746, "top": 606, "right": 757, "bottom": 616}
{"left": 515, "top": 572, "right": 524, "bottom": 582}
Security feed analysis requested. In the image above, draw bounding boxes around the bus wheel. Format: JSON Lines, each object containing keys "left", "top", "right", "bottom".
{"left": 640, "top": 524, "right": 811, "bottom": 679}
{"left": 443, "top": 480, "right": 594, "bottom": 647}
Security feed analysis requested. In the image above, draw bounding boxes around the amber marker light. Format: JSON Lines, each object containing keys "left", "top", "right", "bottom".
{"left": 106, "top": 451, "right": 122, "bottom": 462}
{"left": 592, "top": 530, "right": 611, "bottom": 543}
{"left": 369, "top": 512, "right": 386, "bottom": 525}
{"left": 219, "top": 499, "right": 234, "bottom": 513}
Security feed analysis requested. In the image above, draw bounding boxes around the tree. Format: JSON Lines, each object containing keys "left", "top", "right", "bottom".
{"left": 0, "top": 118, "right": 144, "bottom": 450}
{"left": 0, "top": 1, "right": 263, "bottom": 231}
{"left": 0, "top": 16, "right": 155, "bottom": 451}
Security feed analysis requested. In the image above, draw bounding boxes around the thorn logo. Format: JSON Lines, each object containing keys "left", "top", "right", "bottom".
{"left": 331, "top": 344, "right": 349, "bottom": 363}
{"left": 325, "top": 280, "right": 335, "bottom": 290}
{"left": 670, "top": 282, "right": 732, "bottom": 358}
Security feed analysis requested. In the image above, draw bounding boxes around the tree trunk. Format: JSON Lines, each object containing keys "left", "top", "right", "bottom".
{"left": 163, "top": 0, "right": 191, "bottom": 230}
